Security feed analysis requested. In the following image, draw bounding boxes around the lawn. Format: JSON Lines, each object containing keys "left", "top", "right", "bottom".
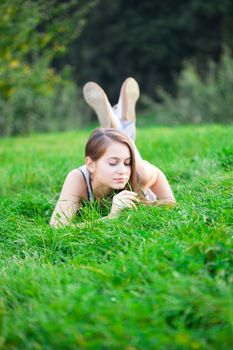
{"left": 0, "top": 125, "right": 232, "bottom": 349}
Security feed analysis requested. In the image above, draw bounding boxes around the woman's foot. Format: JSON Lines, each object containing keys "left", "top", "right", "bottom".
{"left": 83, "top": 82, "right": 120, "bottom": 128}
{"left": 120, "top": 77, "right": 140, "bottom": 122}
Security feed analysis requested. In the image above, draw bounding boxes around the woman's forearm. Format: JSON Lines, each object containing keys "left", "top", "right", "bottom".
{"left": 156, "top": 198, "right": 176, "bottom": 205}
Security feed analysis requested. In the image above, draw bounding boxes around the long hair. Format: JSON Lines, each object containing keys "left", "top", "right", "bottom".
{"left": 85, "top": 128, "right": 140, "bottom": 193}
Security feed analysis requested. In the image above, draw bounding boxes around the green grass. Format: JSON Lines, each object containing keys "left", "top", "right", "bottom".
{"left": 0, "top": 125, "right": 232, "bottom": 350}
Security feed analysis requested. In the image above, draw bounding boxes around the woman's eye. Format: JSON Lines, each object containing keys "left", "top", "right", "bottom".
{"left": 109, "top": 162, "right": 117, "bottom": 166}
{"left": 125, "top": 162, "right": 131, "bottom": 166}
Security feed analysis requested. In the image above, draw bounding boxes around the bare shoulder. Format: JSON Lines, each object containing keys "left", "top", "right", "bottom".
{"left": 65, "top": 168, "right": 85, "bottom": 180}
{"left": 138, "top": 160, "right": 160, "bottom": 188}
{"left": 60, "top": 168, "right": 88, "bottom": 200}
{"left": 50, "top": 168, "right": 88, "bottom": 227}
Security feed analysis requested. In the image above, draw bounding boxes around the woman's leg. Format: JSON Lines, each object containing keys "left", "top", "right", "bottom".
{"left": 83, "top": 77, "right": 139, "bottom": 141}
{"left": 113, "top": 77, "right": 139, "bottom": 141}
{"left": 111, "top": 77, "right": 143, "bottom": 163}
{"left": 83, "top": 82, "right": 121, "bottom": 129}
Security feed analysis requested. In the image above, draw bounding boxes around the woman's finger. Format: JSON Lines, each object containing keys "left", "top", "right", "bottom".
{"left": 124, "top": 200, "right": 137, "bottom": 209}
{"left": 116, "top": 192, "right": 139, "bottom": 200}
{"left": 113, "top": 196, "right": 138, "bottom": 206}
{"left": 120, "top": 198, "right": 137, "bottom": 209}
{"left": 119, "top": 194, "right": 139, "bottom": 202}
{"left": 113, "top": 196, "right": 138, "bottom": 208}
{"left": 118, "top": 190, "right": 138, "bottom": 196}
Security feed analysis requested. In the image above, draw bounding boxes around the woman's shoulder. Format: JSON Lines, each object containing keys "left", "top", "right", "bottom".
{"left": 62, "top": 167, "right": 88, "bottom": 199}
{"left": 66, "top": 167, "right": 85, "bottom": 180}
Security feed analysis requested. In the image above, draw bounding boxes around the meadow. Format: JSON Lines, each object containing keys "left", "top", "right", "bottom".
{"left": 0, "top": 125, "right": 232, "bottom": 349}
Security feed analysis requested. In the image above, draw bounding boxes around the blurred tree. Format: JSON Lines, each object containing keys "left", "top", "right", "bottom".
{"left": 63, "top": 0, "right": 233, "bottom": 101}
{"left": 0, "top": 0, "right": 97, "bottom": 135}
{"left": 0, "top": 0, "right": 96, "bottom": 98}
{"left": 1, "top": 0, "right": 232, "bottom": 134}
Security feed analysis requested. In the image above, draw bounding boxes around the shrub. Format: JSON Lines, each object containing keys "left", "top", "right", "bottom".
{"left": 155, "top": 50, "right": 233, "bottom": 124}
{"left": 0, "top": 0, "right": 95, "bottom": 136}
{"left": 0, "top": 63, "right": 90, "bottom": 136}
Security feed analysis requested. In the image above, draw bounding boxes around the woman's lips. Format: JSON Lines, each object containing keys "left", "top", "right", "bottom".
{"left": 113, "top": 175, "right": 129, "bottom": 183}
{"left": 113, "top": 178, "right": 125, "bottom": 182}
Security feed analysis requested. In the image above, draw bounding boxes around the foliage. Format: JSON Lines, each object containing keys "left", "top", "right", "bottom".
{"left": 0, "top": 0, "right": 97, "bottom": 135}
{"left": 0, "top": 65, "right": 93, "bottom": 135}
{"left": 67, "top": 0, "right": 233, "bottom": 100}
{"left": 1, "top": 0, "right": 233, "bottom": 134}
{"left": 0, "top": 125, "right": 232, "bottom": 349}
{"left": 153, "top": 50, "right": 233, "bottom": 124}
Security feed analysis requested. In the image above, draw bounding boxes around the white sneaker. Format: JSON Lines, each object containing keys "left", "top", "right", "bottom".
{"left": 83, "top": 82, "right": 120, "bottom": 128}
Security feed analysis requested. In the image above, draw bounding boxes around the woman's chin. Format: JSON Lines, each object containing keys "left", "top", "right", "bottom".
{"left": 111, "top": 183, "right": 126, "bottom": 190}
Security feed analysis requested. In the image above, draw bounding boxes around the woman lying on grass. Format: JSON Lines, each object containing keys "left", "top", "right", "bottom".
{"left": 50, "top": 77, "right": 175, "bottom": 227}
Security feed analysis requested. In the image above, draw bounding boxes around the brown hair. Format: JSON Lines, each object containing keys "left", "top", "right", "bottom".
{"left": 85, "top": 128, "right": 140, "bottom": 193}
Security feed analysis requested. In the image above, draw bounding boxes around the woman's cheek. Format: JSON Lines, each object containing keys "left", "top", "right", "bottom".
{"left": 103, "top": 163, "right": 113, "bottom": 174}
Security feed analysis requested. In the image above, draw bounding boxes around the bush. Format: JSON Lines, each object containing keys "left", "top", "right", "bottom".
{"left": 0, "top": 0, "right": 95, "bottom": 136}
{"left": 0, "top": 63, "right": 91, "bottom": 136}
{"left": 155, "top": 50, "right": 233, "bottom": 124}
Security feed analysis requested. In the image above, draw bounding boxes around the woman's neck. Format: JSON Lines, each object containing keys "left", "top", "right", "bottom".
{"left": 91, "top": 179, "right": 111, "bottom": 200}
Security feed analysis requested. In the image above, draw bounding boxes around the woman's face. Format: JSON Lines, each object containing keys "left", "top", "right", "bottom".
{"left": 89, "top": 141, "right": 132, "bottom": 191}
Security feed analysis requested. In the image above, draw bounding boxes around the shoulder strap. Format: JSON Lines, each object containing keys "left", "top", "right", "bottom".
{"left": 78, "top": 165, "right": 94, "bottom": 202}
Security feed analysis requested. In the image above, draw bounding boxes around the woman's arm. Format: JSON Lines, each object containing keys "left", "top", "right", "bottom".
{"left": 73, "top": 190, "right": 139, "bottom": 228}
{"left": 50, "top": 169, "right": 87, "bottom": 228}
{"left": 137, "top": 160, "right": 176, "bottom": 204}
{"left": 50, "top": 170, "right": 139, "bottom": 228}
{"left": 150, "top": 167, "right": 176, "bottom": 205}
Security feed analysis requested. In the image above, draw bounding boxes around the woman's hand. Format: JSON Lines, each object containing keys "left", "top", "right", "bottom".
{"left": 109, "top": 190, "right": 139, "bottom": 217}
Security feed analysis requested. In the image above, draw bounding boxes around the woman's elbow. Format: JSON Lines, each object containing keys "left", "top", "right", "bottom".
{"left": 49, "top": 216, "right": 59, "bottom": 228}
{"left": 49, "top": 211, "right": 65, "bottom": 228}
{"left": 156, "top": 196, "right": 176, "bottom": 206}
{"left": 164, "top": 197, "right": 176, "bottom": 206}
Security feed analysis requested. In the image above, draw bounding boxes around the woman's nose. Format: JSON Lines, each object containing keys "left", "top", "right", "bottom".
{"left": 116, "top": 163, "right": 126, "bottom": 173}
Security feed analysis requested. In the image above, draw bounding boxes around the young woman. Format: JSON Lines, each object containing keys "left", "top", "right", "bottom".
{"left": 50, "top": 78, "right": 175, "bottom": 227}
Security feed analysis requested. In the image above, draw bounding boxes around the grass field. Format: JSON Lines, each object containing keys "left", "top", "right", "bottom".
{"left": 0, "top": 125, "right": 232, "bottom": 350}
